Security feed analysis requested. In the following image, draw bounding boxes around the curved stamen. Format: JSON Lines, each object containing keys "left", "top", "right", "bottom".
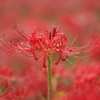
{"left": 1, "top": 81, "right": 19, "bottom": 99}
{"left": 71, "top": 49, "right": 99, "bottom": 59}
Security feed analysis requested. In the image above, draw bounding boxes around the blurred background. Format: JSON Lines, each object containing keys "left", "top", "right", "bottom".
{"left": 0, "top": 0, "right": 100, "bottom": 100}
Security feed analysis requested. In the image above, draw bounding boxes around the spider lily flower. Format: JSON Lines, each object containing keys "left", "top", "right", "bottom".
{"left": 0, "top": 25, "right": 98, "bottom": 68}
{"left": 0, "top": 66, "right": 25, "bottom": 100}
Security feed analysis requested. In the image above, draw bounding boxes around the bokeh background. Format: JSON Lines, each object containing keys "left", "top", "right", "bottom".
{"left": 0, "top": 0, "right": 100, "bottom": 100}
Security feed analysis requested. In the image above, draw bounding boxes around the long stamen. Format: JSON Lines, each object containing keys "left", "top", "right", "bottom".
{"left": 71, "top": 37, "right": 97, "bottom": 51}
{"left": 0, "top": 40, "right": 11, "bottom": 49}
{"left": 2, "top": 81, "right": 19, "bottom": 99}
{"left": 72, "top": 44, "right": 98, "bottom": 56}
{"left": 70, "top": 32, "right": 78, "bottom": 46}
{"left": 11, "top": 24, "right": 27, "bottom": 39}
{"left": 71, "top": 49, "right": 99, "bottom": 59}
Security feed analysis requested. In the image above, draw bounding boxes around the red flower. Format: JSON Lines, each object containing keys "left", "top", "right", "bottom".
{"left": 0, "top": 65, "right": 26, "bottom": 100}
{"left": 0, "top": 24, "right": 98, "bottom": 68}
{"left": 66, "top": 62, "right": 100, "bottom": 100}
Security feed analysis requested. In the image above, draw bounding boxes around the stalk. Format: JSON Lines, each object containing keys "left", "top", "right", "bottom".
{"left": 47, "top": 56, "right": 51, "bottom": 100}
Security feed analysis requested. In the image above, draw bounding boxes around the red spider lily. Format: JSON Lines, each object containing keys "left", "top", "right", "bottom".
{"left": 62, "top": 62, "right": 100, "bottom": 100}
{"left": 0, "top": 80, "right": 28, "bottom": 100}
{"left": 0, "top": 24, "right": 98, "bottom": 68}
{"left": 48, "top": 62, "right": 100, "bottom": 100}
{"left": 0, "top": 66, "right": 26, "bottom": 100}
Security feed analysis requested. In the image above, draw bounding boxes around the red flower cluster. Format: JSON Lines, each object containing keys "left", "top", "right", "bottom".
{"left": 0, "top": 65, "right": 47, "bottom": 100}
{"left": 62, "top": 62, "right": 100, "bottom": 100}
{"left": 0, "top": 66, "right": 27, "bottom": 100}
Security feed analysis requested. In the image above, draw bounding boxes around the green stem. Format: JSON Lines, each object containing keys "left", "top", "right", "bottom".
{"left": 47, "top": 56, "right": 51, "bottom": 100}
